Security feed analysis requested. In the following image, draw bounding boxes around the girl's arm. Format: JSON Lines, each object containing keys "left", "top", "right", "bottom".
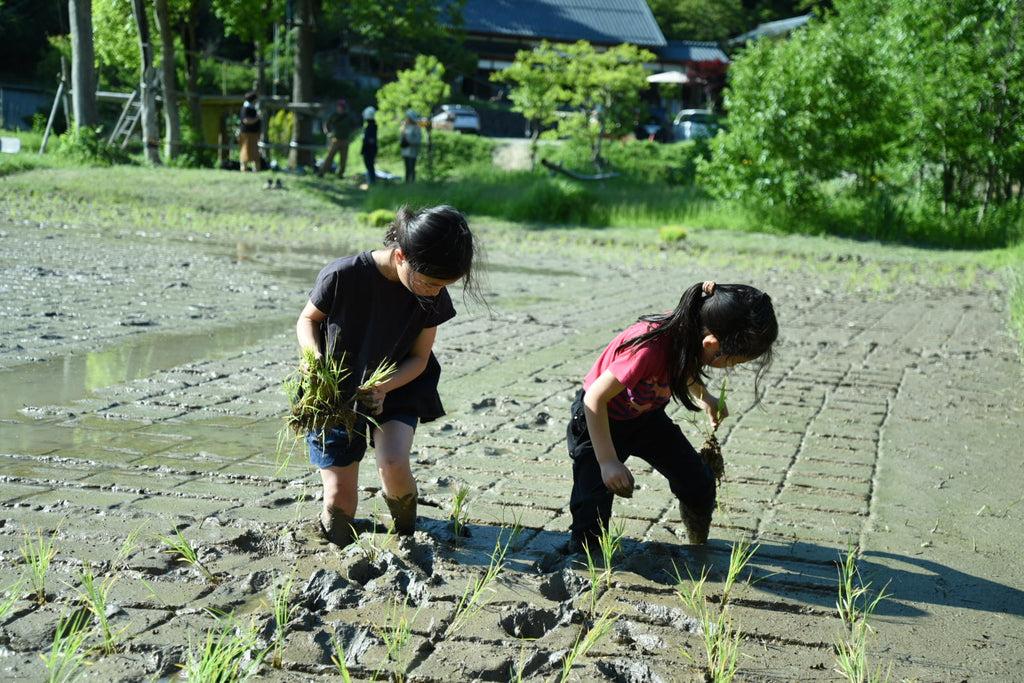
{"left": 687, "top": 378, "right": 728, "bottom": 428}
{"left": 583, "top": 370, "right": 635, "bottom": 498}
{"left": 358, "top": 326, "right": 437, "bottom": 414}
{"left": 296, "top": 300, "right": 327, "bottom": 360}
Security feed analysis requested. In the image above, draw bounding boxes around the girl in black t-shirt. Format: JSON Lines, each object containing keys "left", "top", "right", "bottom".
{"left": 296, "top": 205, "right": 481, "bottom": 546}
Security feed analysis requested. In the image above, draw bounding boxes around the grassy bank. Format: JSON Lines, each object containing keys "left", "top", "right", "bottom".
{"left": 1, "top": 162, "right": 1022, "bottom": 357}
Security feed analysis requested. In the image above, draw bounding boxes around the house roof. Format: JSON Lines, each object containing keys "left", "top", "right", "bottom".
{"left": 658, "top": 41, "right": 729, "bottom": 64}
{"left": 728, "top": 13, "right": 812, "bottom": 45}
{"left": 462, "top": 0, "right": 667, "bottom": 48}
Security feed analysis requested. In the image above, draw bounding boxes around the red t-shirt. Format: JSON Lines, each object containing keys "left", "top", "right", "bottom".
{"left": 584, "top": 321, "right": 671, "bottom": 420}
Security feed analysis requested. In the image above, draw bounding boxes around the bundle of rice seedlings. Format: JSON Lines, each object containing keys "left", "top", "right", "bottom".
{"left": 700, "top": 431, "right": 724, "bottom": 484}
{"left": 284, "top": 348, "right": 397, "bottom": 438}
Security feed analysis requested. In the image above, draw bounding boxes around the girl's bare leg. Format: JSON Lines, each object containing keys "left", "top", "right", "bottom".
{"left": 319, "top": 462, "right": 360, "bottom": 546}
{"left": 374, "top": 421, "right": 417, "bottom": 534}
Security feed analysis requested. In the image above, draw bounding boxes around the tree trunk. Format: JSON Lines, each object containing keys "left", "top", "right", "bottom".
{"left": 153, "top": 0, "right": 181, "bottom": 160}
{"left": 288, "top": 0, "right": 316, "bottom": 170}
{"left": 182, "top": 2, "right": 204, "bottom": 138}
{"left": 132, "top": 0, "right": 161, "bottom": 165}
{"left": 68, "top": 0, "right": 97, "bottom": 129}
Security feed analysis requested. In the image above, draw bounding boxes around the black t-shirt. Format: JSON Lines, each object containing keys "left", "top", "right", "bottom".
{"left": 308, "top": 251, "right": 456, "bottom": 420}
{"left": 240, "top": 102, "right": 260, "bottom": 133}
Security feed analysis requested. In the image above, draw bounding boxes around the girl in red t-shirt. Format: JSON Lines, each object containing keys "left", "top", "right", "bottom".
{"left": 567, "top": 281, "right": 778, "bottom": 550}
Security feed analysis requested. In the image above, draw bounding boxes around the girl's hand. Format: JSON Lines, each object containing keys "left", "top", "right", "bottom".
{"left": 357, "top": 384, "right": 386, "bottom": 415}
{"left": 703, "top": 396, "right": 728, "bottom": 429}
{"left": 600, "top": 460, "right": 635, "bottom": 498}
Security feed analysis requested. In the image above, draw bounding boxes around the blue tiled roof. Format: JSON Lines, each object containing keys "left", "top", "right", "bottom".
{"left": 728, "top": 13, "right": 812, "bottom": 44}
{"left": 659, "top": 41, "right": 729, "bottom": 63}
{"left": 462, "top": 0, "right": 667, "bottom": 48}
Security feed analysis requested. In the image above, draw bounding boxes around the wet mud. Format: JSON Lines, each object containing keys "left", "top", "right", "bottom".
{"left": 1, "top": 216, "right": 1023, "bottom": 681}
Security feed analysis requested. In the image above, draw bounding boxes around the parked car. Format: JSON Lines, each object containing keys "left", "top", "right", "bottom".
{"left": 431, "top": 105, "right": 481, "bottom": 134}
{"left": 671, "top": 109, "right": 719, "bottom": 141}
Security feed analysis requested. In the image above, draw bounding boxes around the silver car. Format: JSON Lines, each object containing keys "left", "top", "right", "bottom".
{"left": 431, "top": 105, "right": 481, "bottom": 134}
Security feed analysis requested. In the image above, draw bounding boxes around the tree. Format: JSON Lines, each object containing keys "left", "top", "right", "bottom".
{"left": 338, "top": 0, "right": 468, "bottom": 78}
{"left": 131, "top": 0, "right": 161, "bottom": 164}
{"left": 491, "top": 42, "right": 571, "bottom": 169}
{"left": 153, "top": 0, "right": 181, "bottom": 159}
{"left": 287, "top": 0, "right": 318, "bottom": 169}
{"left": 494, "top": 41, "right": 655, "bottom": 172}
{"left": 376, "top": 55, "right": 450, "bottom": 180}
{"left": 68, "top": 0, "right": 97, "bottom": 130}
{"left": 697, "top": 0, "right": 1024, "bottom": 244}
{"left": 211, "top": 0, "right": 284, "bottom": 95}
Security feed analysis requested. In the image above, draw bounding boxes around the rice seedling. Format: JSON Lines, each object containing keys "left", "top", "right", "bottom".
{"left": 450, "top": 484, "right": 471, "bottom": 538}
{"left": 501, "top": 506, "right": 525, "bottom": 551}
{"left": 558, "top": 608, "right": 617, "bottom": 683}
{"left": 698, "top": 380, "right": 729, "bottom": 484}
{"left": 72, "top": 563, "right": 124, "bottom": 655}
{"left": 673, "top": 538, "right": 758, "bottom": 683}
{"left": 182, "top": 611, "right": 266, "bottom": 682}
{"left": 834, "top": 546, "right": 892, "bottom": 683}
{"left": 20, "top": 523, "right": 61, "bottom": 604}
{"left": 110, "top": 523, "right": 146, "bottom": 571}
{"left": 157, "top": 525, "right": 218, "bottom": 584}
{"left": 353, "top": 499, "right": 395, "bottom": 563}
{"left": 40, "top": 608, "right": 93, "bottom": 683}
{"left": 596, "top": 519, "right": 625, "bottom": 588}
{"left": 374, "top": 595, "right": 420, "bottom": 682}
{"left": 266, "top": 571, "right": 297, "bottom": 669}
{"left": 0, "top": 579, "right": 24, "bottom": 622}
{"left": 330, "top": 627, "right": 354, "bottom": 682}
{"left": 283, "top": 347, "right": 397, "bottom": 439}
{"left": 445, "top": 530, "right": 511, "bottom": 637}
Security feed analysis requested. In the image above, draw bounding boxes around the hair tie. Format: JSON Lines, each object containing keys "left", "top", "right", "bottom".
{"left": 702, "top": 281, "right": 716, "bottom": 296}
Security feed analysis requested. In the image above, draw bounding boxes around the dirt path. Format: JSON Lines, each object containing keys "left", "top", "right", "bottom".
{"left": 1, "top": 216, "right": 1022, "bottom": 681}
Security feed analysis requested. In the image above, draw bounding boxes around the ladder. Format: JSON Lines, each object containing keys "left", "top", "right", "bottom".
{"left": 108, "top": 89, "right": 141, "bottom": 148}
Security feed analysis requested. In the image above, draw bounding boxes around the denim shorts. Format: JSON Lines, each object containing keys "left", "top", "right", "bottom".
{"left": 307, "top": 414, "right": 418, "bottom": 469}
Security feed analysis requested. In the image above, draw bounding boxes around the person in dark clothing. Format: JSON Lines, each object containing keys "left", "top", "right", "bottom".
{"left": 361, "top": 106, "right": 378, "bottom": 186}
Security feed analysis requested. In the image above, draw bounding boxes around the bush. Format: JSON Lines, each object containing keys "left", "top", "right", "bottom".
{"left": 539, "top": 138, "right": 709, "bottom": 186}
{"left": 355, "top": 208, "right": 396, "bottom": 228}
{"left": 658, "top": 225, "right": 688, "bottom": 243}
{"left": 509, "top": 177, "right": 608, "bottom": 226}
{"left": 56, "top": 127, "right": 131, "bottom": 166}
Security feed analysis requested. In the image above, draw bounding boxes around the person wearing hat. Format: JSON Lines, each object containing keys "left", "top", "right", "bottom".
{"left": 361, "top": 106, "right": 378, "bottom": 186}
{"left": 399, "top": 109, "right": 422, "bottom": 183}
{"left": 319, "top": 99, "right": 357, "bottom": 179}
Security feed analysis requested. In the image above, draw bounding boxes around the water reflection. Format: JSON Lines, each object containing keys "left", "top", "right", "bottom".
{"left": 0, "top": 317, "right": 291, "bottom": 419}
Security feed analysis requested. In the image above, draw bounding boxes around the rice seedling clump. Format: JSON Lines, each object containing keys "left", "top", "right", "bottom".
{"left": 700, "top": 432, "right": 724, "bottom": 484}
{"left": 284, "top": 349, "right": 396, "bottom": 438}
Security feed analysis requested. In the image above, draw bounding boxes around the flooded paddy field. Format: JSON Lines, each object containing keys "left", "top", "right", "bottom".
{"left": 1, "top": 189, "right": 1023, "bottom": 681}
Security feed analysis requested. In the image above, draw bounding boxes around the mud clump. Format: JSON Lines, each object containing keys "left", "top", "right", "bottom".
{"left": 699, "top": 432, "right": 724, "bottom": 484}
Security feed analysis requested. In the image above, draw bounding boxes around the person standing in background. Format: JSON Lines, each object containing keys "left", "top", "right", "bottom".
{"left": 399, "top": 109, "right": 422, "bottom": 183}
{"left": 361, "top": 106, "right": 378, "bottom": 187}
{"left": 319, "top": 99, "right": 357, "bottom": 179}
{"left": 238, "top": 91, "right": 261, "bottom": 172}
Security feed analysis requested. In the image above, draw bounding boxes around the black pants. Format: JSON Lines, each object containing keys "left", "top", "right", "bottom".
{"left": 362, "top": 145, "right": 377, "bottom": 184}
{"left": 403, "top": 156, "right": 416, "bottom": 183}
{"left": 567, "top": 389, "right": 716, "bottom": 546}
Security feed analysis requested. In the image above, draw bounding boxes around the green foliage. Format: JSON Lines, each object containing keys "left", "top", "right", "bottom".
{"left": 355, "top": 209, "right": 396, "bottom": 228}
{"left": 659, "top": 225, "right": 688, "bottom": 242}
{"left": 494, "top": 40, "right": 655, "bottom": 171}
{"left": 425, "top": 130, "right": 496, "bottom": 179}
{"left": 510, "top": 177, "right": 609, "bottom": 226}
{"left": 376, "top": 55, "right": 450, "bottom": 130}
{"left": 56, "top": 127, "right": 132, "bottom": 166}
{"left": 699, "top": 0, "right": 1024, "bottom": 248}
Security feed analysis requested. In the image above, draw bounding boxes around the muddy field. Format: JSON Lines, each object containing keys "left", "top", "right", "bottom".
{"left": 1, "top": 193, "right": 1023, "bottom": 681}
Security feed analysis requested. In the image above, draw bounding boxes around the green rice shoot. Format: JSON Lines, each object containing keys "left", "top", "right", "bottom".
{"left": 284, "top": 348, "right": 398, "bottom": 439}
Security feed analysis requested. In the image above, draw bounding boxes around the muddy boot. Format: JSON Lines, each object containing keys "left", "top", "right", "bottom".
{"left": 384, "top": 492, "right": 417, "bottom": 536}
{"left": 320, "top": 506, "right": 356, "bottom": 547}
{"left": 679, "top": 501, "right": 712, "bottom": 545}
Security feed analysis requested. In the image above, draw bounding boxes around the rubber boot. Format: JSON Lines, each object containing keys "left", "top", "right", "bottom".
{"left": 679, "top": 500, "right": 712, "bottom": 545}
{"left": 384, "top": 492, "right": 417, "bottom": 536}
{"left": 320, "top": 506, "right": 356, "bottom": 547}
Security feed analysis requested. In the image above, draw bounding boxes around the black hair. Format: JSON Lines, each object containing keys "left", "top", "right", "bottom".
{"left": 620, "top": 282, "right": 778, "bottom": 411}
{"left": 383, "top": 205, "right": 483, "bottom": 302}
{"left": 244, "top": 91, "right": 258, "bottom": 102}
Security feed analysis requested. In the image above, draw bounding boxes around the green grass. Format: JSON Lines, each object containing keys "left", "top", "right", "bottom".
{"left": 20, "top": 523, "right": 61, "bottom": 605}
